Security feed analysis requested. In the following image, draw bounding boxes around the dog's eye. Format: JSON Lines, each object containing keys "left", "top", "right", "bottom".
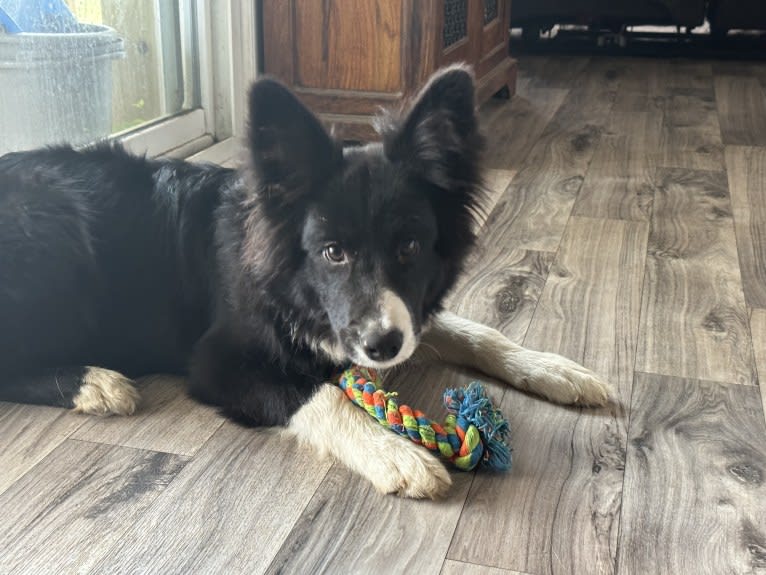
{"left": 323, "top": 243, "right": 347, "bottom": 264}
{"left": 398, "top": 239, "right": 420, "bottom": 263}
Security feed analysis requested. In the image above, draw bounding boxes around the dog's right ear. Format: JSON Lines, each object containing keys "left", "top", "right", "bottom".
{"left": 247, "top": 78, "right": 340, "bottom": 193}
{"left": 378, "top": 65, "right": 482, "bottom": 194}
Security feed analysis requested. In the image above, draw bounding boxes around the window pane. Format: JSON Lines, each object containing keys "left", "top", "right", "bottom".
{"left": 0, "top": 0, "right": 198, "bottom": 154}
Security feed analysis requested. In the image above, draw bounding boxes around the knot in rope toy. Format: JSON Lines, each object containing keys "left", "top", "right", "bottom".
{"left": 337, "top": 366, "right": 511, "bottom": 472}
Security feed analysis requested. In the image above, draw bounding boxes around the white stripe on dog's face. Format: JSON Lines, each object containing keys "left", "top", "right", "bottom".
{"left": 379, "top": 289, "right": 411, "bottom": 334}
{"left": 352, "top": 289, "right": 417, "bottom": 369}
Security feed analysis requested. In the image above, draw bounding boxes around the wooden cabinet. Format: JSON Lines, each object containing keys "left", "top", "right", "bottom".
{"left": 262, "top": 0, "right": 517, "bottom": 140}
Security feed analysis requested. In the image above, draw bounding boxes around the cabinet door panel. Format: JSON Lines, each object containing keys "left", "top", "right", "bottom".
{"left": 477, "top": 0, "right": 510, "bottom": 77}
{"left": 439, "top": 0, "right": 477, "bottom": 65}
{"left": 294, "top": 0, "right": 403, "bottom": 92}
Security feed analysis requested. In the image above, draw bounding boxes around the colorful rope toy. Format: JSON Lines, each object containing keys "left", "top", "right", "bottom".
{"left": 337, "top": 366, "right": 512, "bottom": 472}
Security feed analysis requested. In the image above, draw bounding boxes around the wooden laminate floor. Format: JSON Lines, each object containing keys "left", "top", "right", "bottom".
{"left": 2, "top": 55, "right": 766, "bottom": 575}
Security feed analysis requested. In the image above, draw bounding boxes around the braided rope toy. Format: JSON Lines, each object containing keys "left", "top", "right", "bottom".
{"left": 337, "top": 366, "right": 511, "bottom": 472}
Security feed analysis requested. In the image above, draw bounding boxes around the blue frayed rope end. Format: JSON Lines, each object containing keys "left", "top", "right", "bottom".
{"left": 443, "top": 382, "right": 512, "bottom": 471}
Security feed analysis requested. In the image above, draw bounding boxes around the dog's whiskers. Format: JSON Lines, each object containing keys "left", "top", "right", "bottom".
{"left": 418, "top": 341, "right": 442, "bottom": 362}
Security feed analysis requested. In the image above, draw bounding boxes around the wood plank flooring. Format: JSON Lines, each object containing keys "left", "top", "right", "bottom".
{"left": 72, "top": 376, "right": 225, "bottom": 457}
{"left": 617, "top": 373, "right": 766, "bottom": 575}
{"left": 2, "top": 55, "right": 766, "bottom": 574}
{"left": 715, "top": 76, "right": 766, "bottom": 147}
{"left": 0, "top": 441, "right": 187, "bottom": 575}
{"left": 0, "top": 404, "right": 87, "bottom": 496}
{"left": 725, "top": 145, "right": 766, "bottom": 308}
{"left": 448, "top": 216, "right": 647, "bottom": 575}
{"left": 90, "top": 425, "right": 334, "bottom": 575}
{"left": 752, "top": 308, "right": 766, "bottom": 426}
{"left": 636, "top": 167, "right": 755, "bottom": 386}
{"left": 572, "top": 111, "right": 662, "bottom": 220}
{"left": 478, "top": 59, "right": 620, "bottom": 252}
{"left": 659, "top": 61, "right": 726, "bottom": 171}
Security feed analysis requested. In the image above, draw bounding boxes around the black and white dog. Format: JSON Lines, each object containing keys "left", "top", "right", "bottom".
{"left": 0, "top": 66, "right": 611, "bottom": 498}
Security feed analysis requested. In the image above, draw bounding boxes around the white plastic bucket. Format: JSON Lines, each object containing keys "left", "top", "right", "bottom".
{"left": 0, "top": 23, "right": 124, "bottom": 153}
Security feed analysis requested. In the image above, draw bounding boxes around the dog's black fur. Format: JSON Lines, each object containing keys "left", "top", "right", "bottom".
{"left": 0, "top": 66, "right": 483, "bottom": 426}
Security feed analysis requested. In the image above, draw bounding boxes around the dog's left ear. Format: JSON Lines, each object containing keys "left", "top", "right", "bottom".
{"left": 247, "top": 78, "right": 341, "bottom": 195}
{"left": 380, "top": 65, "right": 482, "bottom": 191}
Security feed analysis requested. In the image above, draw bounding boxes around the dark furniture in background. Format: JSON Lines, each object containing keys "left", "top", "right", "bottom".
{"left": 709, "top": 0, "right": 766, "bottom": 36}
{"left": 513, "top": 0, "right": 707, "bottom": 34}
{"left": 513, "top": 0, "right": 766, "bottom": 36}
{"left": 262, "top": 0, "right": 517, "bottom": 141}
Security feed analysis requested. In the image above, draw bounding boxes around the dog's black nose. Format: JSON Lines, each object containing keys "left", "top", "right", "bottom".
{"left": 362, "top": 329, "right": 404, "bottom": 362}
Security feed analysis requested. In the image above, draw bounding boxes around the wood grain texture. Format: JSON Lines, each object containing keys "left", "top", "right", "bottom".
{"left": 479, "top": 82, "right": 568, "bottom": 171}
{"left": 265, "top": 451, "right": 473, "bottom": 575}
{"left": 611, "top": 58, "right": 667, "bottom": 113}
{"left": 636, "top": 168, "right": 756, "bottom": 386}
{"left": 476, "top": 168, "right": 517, "bottom": 229}
{"left": 659, "top": 124, "right": 724, "bottom": 171}
{"left": 449, "top": 216, "right": 648, "bottom": 575}
{"left": 444, "top": 164, "right": 554, "bottom": 345}
{"left": 441, "top": 559, "right": 531, "bottom": 575}
{"left": 513, "top": 60, "right": 662, "bottom": 222}
{"left": 480, "top": 60, "right": 619, "bottom": 252}
{"left": 714, "top": 76, "right": 766, "bottom": 147}
{"left": 525, "top": 217, "right": 648, "bottom": 398}
{"left": 73, "top": 376, "right": 225, "bottom": 456}
{"left": 446, "top": 248, "right": 554, "bottom": 346}
{"left": 657, "top": 61, "right": 724, "bottom": 171}
{"left": 711, "top": 60, "right": 766, "bottom": 89}
{"left": 522, "top": 55, "right": 591, "bottom": 90}
{"left": 266, "top": 360, "right": 493, "bottom": 574}
{"left": 663, "top": 61, "right": 715, "bottom": 118}
{"left": 725, "top": 146, "right": 766, "bottom": 308}
{"left": 573, "top": 111, "right": 663, "bottom": 221}
{"left": 264, "top": 0, "right": 516, "bottom": 139}
{"left": 617, "top": 373, "right": 766, "bottom": 575}
{"left": 751, "top": 309, "right": 766, "bottom": 425}
{"left": 401, "top": 0, "right": 440, "bottom": 89}
{"left": 0, "top": 440, "right": 186, "bottom": 575}
{"left": 751, "top": 63, "right": 765, "bottom": 92}
{"left": 261, "top": 0, "right": 293, "bottom": 82}
{"left": 88, "top": 423, "right": 332, "bottom": 575}
{"left": 294, "top": 0, "right": 403, "bottom": 92}
{"left": 0, "top": 403, "right": 85, "bottom": 495}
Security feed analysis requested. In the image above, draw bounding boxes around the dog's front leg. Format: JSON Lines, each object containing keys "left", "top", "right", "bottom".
{"left": 419, "top": 311, "right": 614, "bottom": 406}
{"left": 190, "top": 327, "right": 450, "bottom": 498}
{"left": 286, "top": 384, "right": 452, "bottom": 499}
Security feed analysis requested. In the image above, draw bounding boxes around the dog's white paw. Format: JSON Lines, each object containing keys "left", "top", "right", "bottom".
{"left": 73, "top": 367, "right": 140, "bottom": 416}
{"left": 365, "top": 438, "right": 452, "bottom": 499}
{"left": 288, "top": 384, "right": 451, "bottom": 499}
{"left": 510, "top": 351, "right": 614, "bottom": 406}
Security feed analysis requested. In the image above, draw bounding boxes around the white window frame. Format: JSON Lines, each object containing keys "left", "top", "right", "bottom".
{"left": 117, "top": 0, "right": 258, "bottom": 159}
